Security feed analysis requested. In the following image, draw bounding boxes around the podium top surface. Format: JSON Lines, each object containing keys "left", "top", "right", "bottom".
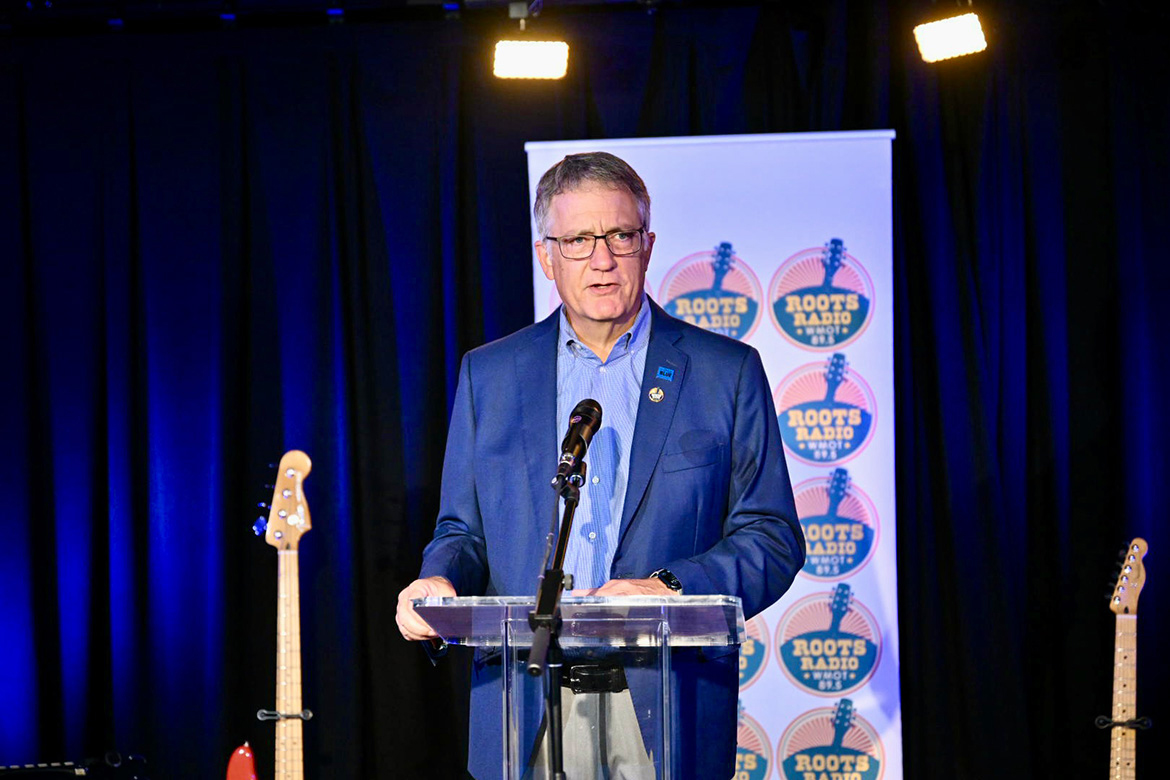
{"left": 413, "top": 594, "right": 745, "bottom": 648}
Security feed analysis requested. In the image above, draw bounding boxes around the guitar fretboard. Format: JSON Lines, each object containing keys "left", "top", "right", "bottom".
{"left": 1109, "top": 614, "right": 1137, "bottom": 780}
{"left": 276, "top": 550, "right": 304, "bottom": 780}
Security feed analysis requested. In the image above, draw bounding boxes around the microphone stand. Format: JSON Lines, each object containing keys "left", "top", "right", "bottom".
{"left": 527, "top": 459, "right": 586, "bottom": 780}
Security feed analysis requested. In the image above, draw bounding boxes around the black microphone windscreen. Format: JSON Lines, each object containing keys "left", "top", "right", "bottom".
{"left": 569, "top": 399, "right": 602, "bottom": 441}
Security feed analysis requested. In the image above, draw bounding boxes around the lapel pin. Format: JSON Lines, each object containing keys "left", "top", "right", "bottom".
{"left": 649, "top": 387, "right": 665, "bottom": 403}
{"left": 655, "top": 366, "right": 675, "bottom": 382}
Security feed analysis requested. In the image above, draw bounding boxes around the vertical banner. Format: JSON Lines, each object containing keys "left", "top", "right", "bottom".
{"left": 527, "top": 131, "right": 900, "bottom": 780}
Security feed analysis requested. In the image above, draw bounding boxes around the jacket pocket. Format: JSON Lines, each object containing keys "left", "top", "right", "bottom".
{"left": 659, "top": 443, "right": 722, "bottom": 473}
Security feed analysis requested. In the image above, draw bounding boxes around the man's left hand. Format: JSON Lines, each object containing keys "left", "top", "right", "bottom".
{"left": 584, "top": 577, "right": 676, "bottom": 596}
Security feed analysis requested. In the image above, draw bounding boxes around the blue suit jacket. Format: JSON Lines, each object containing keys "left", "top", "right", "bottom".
{"left": 420, "top": 300, "right": 804, "bottom": 779}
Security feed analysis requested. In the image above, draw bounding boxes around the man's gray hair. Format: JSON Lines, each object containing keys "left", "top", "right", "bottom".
{"left": 533, "top": 151, "right": 651, "bottom": 237}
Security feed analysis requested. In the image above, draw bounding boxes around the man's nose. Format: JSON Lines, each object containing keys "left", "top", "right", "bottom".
{"left": 589, "top": 239, "right": 618, "bottom": 269}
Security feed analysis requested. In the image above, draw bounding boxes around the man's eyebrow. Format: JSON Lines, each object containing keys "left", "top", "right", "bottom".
{"left": 556, "top": 224, "right": 638, "bottom": 236}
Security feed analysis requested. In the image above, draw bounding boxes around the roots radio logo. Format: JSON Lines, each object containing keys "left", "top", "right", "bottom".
{"left": 660, "top": 241, "right": 763, "bottom": 341}
{"left": 768, "top": 238, "right": 874, "bottom": 350}
{"left": 739, "top": 614, "right": 770, "bottom": 690}
{"left": 736, "top": 704, "right": 773, "bottom": 780}
{"left": 776, "top": 584, "right": 881, "bottom": 697}
{"left": 778, "top": 699, "right": 884, "bottom": 780}
{"left": 775, "top": 354, "right": 876, "bottom": 465}
{"left": 795, "top": 469, "right": 879, "bottom": 581}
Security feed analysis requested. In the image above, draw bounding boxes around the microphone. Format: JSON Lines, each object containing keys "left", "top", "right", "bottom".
{"left": 552, "top": 399, "right": 603, "bottom": 489}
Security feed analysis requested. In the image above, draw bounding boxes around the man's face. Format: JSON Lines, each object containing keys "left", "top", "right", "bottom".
{"left": 535, "top": 184, "right": 654, "bottom": 336}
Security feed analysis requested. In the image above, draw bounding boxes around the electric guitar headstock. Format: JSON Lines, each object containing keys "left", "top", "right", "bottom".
{"left": 1110, "top": 538, "right": 1148, "bottom": 616}
{"left": 265, "top": 450, "right": 313, "bottom": 551}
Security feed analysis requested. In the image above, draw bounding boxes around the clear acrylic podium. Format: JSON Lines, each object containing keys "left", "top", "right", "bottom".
{"left": 415, "top": 595, "right": 745, "bottom": 780}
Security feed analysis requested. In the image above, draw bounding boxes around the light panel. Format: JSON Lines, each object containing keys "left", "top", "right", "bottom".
{"left": 493, "top": 40, "right": 569, "bottom": 80}
{"left": 913, "top": 13, "right": 988, "bottom": 63}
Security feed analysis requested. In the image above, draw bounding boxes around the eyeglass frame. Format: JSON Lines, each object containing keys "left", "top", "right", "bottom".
{"left": 542, "top": 225, "right": 648, "bottom": 260}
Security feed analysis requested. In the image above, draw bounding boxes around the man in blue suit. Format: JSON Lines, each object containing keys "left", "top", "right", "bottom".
{"left": 397, "top": 152, "right": 804, "bottom": 779}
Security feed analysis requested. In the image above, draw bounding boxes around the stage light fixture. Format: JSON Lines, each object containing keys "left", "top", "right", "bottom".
{"left": 493, "top": 1, "right": 568, "bottom": 80}
{"left": 493, "top": 39, "right": 569, "bottom": 79}
{"left": 914, "top": 11, "right": 987, "bottom": 63}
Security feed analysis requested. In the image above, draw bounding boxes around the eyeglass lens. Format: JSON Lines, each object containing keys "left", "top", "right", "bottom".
{"left": 559, "top": 230, "right": 641, "bottom": 259}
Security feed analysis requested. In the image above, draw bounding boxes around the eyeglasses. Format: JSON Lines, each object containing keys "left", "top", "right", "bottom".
{"left": 544, "top": 226, "right": 646, "bottom": 260}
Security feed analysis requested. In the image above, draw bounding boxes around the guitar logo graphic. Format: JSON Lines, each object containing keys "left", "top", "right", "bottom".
{"left": 775, "top": 354, "right": 876, "bottom": 465}
{"left": 777, "top": 584, "right": 881, "bottom": 697}
{"left": 769, "top": 238, "right": 874, "bottom": 350}
{"left": 795, "top": 469, "right": 880, "bottom": 581}
{"left": 660, "top": 241, "right": 763, "bottom": 341}
{"left": 779, "top": 699, "right": 884, "bottom": 780}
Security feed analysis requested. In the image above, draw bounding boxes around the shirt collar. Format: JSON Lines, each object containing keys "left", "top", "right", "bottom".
{"left": 558, "top": 294, "right": 650, "bottom": 362}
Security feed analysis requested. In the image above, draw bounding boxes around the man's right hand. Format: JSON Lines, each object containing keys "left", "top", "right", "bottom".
{"left": 396, "top": 576, "right": 456, "bottom": 641}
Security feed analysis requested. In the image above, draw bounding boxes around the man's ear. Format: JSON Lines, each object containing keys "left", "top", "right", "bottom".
{"left": 535, "top": 239, "right": 556, "bottom": 281}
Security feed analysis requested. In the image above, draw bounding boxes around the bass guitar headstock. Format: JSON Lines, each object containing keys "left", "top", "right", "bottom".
{"left": 265, "top": 450, "right": 313, "bottom": 551}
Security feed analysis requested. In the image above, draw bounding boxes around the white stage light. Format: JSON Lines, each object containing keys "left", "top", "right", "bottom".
{"left": 493, "top": 40, "right": 569, "bottom": 79}
{"left": 914, "top": 13, "right": 987, "bottom": 63}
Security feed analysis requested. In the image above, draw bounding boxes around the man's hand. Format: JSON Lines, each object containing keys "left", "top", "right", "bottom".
{"left": 396, "top": 576, "right": 456, "bottom": 641}
{"left": 586, "top": 577, "right": 675, "bottom": 597}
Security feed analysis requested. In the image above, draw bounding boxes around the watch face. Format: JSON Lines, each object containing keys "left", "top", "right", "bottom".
{"left": 655, "top": 569, "right": 682, "bottom": 592}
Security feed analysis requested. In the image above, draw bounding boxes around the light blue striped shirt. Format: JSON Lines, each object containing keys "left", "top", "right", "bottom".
{"left": 556, "top": 296, "right": 651, "bottom": 590}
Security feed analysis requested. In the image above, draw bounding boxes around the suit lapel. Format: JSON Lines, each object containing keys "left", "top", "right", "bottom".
{"left": 516, "top": 313, "right": 560, "bottom": 528}
{"left": 618, "top": 302, "right": 687, "bottom": 545}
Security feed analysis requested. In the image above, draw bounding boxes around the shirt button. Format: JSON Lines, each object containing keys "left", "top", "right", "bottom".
{"left": 589, "top": 532, "right": 597, "bottom": 540}
{"left": 599, "top": 367, "right": 607, "bottom": 374}
{"left": 592, "top": 476, "right": 600, "bottom": 484}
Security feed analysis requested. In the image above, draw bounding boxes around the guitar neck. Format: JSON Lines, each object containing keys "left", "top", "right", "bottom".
{"left": 276, "top": 550, "right": 305, "bottom": 780}
{"left": 1109, "top": 614, "right": 1137, "bottom": 780}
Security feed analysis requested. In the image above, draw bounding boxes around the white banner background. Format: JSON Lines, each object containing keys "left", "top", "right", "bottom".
{"left": 527, "top": 131, "right": 900, "bottom": 780}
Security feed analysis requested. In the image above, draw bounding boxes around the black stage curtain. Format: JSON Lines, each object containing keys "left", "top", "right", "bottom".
{"left": 1, "top": 3, "right": 1166, "bottom": 777}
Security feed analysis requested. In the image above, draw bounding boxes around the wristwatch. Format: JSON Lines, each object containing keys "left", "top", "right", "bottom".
{"left": 650, "top": 568, "right": 684, "bottom": 594}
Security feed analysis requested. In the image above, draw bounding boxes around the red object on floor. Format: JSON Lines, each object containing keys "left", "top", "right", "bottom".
{"left": 225, "top": 742, "right": 258, "bottom": 780}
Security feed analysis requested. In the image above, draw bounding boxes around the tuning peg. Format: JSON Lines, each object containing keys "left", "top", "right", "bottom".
{"left": 267, "top": 462, "right": 277, "bottom": 469}
{"left": 258, "top": 501, "right": 269, "bottom": 509}
{"left": 263, "top": 484, "right": 274, "bottom": 490}
{"left": 253, "top": 517, "right": 268, "bottom": 536}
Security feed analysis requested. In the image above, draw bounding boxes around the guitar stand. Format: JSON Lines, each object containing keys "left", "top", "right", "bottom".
{"left": 1094, "top": 715, "right": 1152, "bottom": 730}
{"left": 256, "top": 709, "right": 314, "bottom": 722}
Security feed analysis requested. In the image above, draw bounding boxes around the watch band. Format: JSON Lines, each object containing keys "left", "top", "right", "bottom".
{"left": 650, "top": 568, "right": 684, "bottom": 594}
